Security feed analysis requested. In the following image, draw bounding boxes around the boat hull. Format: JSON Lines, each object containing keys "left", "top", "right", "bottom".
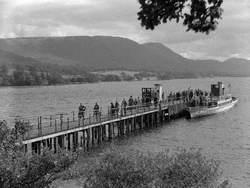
{"left": 187, "top": 98, "right": 238, "bottom": 119}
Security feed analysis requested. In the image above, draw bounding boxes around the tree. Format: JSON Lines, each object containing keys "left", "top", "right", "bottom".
{"left": 137, "top": 0, "right": 223, "bottom": 34}
{"left": 0, "top": 121, "right": 77, "bottom": 188}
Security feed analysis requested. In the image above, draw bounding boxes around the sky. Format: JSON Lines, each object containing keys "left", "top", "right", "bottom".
{"left": 0, "top": 0, "right": 250, "bottom": 60}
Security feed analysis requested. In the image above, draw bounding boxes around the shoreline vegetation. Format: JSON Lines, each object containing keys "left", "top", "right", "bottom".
{"left": 0, "top": 64, "right": 248, "bottom": 87}
{"left": 0, "top": 120, "right": 231, "bottom": 188}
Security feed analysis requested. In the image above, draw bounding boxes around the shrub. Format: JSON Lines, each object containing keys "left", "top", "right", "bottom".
{"left": 83, "top": 149, "right": 222, "bottom": 188}
{"left": 0, "top": 121, "right": 77, "bottom": 188}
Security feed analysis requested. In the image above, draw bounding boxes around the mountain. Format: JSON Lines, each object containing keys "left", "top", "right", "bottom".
{"left": 224, "top": 57, "right": 250, "bottom": 64}
{"left": 0, "top": 36, "right": 250, "bottom": 77}
{"left": 0, "top": 36, "right": 183, "bottom": 71}
{"left": 0, "top": 49, "right": 41, "bottom": 66}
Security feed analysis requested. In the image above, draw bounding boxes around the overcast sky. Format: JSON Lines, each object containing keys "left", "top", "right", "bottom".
{"left": 0, "top": 0, "right": 250, "bottom": 60}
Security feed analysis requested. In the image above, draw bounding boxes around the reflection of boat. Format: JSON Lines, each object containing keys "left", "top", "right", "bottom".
{"left": 186, "top": 82, "right": 238, "bottom": 119}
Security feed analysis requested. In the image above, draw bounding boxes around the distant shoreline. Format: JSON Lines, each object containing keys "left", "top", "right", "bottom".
{"left": 0, "top": 75, "right": 249, "bottom": 88}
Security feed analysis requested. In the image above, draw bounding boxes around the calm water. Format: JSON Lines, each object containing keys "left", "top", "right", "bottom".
{"left": 0, "top": 77, "right": 250, "bottom": 187}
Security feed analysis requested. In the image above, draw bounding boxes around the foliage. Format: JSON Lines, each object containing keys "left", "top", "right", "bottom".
{"left": 100, "top": 74, "right": 122, "bottom": 82}
{"left": 83, "top": 149, "right": 222, "bottom": 188}
{"left": 137, "top": 0, "right": 223, "bottom": 34}
{"left": 120, "top": 72, "right": 135, "bottom": 81}
{"left": 0, "top": 120, "right": 77, "bottom": 188}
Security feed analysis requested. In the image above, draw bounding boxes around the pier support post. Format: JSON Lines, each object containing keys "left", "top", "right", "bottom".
{"left": 97, "top": 126, "right": 101, "bottom": 144}
{"left": 112, "top": 123, "right": 115, "bottom": 138}
{"left": 105, "top": 124, "right": 108, "bottom": 140}
{"left": 140, "top": 115, "right": 143, "bottom": 129}
{"left": 64, "top": 134, "right": 68, "bottom": 150}
{"left": 26, "top": 143, "right": 32, "bottom": 156}
{"left": 121, "top": 120, "right": 124, "bottom": 135}
{"left": 82, "top": 130, "right": 86, "bottom": 151}
{"left": 157, "top": 112, "right": 160, "bottom": 125}
{"left": 108, "top": 124, "right": 112, "bottom": 140}
{"left": 50, "top": 138, "right": 54, "bottom": 153}
{"left": 117, "top": 122, "right": 120, "bottom": 137}
{"left": 113, "top": 123, "right": 118, "bottom": 137}
{"left": 78, "top": 131, "right": 82, "bottom": 149}
{"left": 66, "top": 134, "right": 70, "bottom": 150}
{"left": 86, "top": 129, "right": 90, "bottom": 151}
{"left": 73, "top": 132, "right": 78, "bottom": 151}
{"left": 168, "top": 107, "right": 171, "bottom": 121}
{"left": 91, "top": 127, "right": 95, "bottom": 147}
{"left": 119, "top": 121, "right": 123, "bottom": 136}
{"left": 132, "top": 118, "right": 135, "bottom": 132}
{"left": 54, "top": 137, "right": 58, "bottom": 153}
{"left": 125, "top": 120, "right": 129, "bottom": 135}
{"left": 102, "top": 125, "right": 106, "bottom": 141}
{"left": 147, "top": 114, "right": 150, "bottom": 129}
{"left": 151, "top": 113, "right": 154, "bottom": 127}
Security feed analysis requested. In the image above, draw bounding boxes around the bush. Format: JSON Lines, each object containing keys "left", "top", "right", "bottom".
{"left": 83, "top": 149, "right": 222, "bottom": 188}
{"left": 0, "top": 121, "right": 77, "bottom": 188}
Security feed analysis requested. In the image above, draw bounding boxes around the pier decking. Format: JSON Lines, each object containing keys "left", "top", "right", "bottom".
{"left": 22, "top": 99, "right": 187, "bottom": 155}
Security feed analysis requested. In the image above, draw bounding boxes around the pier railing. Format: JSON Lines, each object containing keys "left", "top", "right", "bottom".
{"left": 22, "top": 100, "right": 177, "bottom": 140}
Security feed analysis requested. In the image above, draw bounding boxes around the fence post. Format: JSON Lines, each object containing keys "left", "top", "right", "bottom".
{"left": 39, "top": 116, "right": 42, "bottom": 135}
{"left": 55, "top": 119, "right": 57, "bottom": 132}
{"left": 89, "top": 114, "right": 91, "bottom": 124}
{"left": 27, "top": 120, "right": 30, "bottom": 138}
{"left": 50, "top": 115, "right": 52, "bottom": 127}
{"left": 72, "top": 111, "right": 75, "bottom": 122}
{"left": 37, "top": 117, "right": 40, "bottom": 136}
{"left": 60, "top": 114, "right": 63, "bottom": 130}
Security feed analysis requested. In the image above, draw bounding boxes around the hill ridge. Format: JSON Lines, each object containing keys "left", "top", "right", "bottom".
{"left": 0, "top": 35, "right": 250, "bottom": 77}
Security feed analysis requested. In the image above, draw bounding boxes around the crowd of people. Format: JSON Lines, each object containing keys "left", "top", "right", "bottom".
{"left": 109, "top": 96, "right": 144, "bottom": 116}
{"left": 167, "top": 89, "right": 211, "bottom": 107}
{"left": 77, "top": 95, "right": 151, "bottom": 121}
{"left": 77, "top": 88, "right": 211, "bottom": 121}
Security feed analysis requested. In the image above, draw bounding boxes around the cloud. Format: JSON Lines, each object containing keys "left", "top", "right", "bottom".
{"left": 1, "top": 0, "right": 250, "bottom": 60}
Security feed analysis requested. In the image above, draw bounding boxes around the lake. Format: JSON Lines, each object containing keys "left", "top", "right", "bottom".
{"left": 0, "top": 77, "right": 250, "bottom": 187}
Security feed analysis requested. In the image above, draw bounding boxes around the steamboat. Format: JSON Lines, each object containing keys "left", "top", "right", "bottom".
{"left": 186, "top": 82, "right": 238, "bottom": 119}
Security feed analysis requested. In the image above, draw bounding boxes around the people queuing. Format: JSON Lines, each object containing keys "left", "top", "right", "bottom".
{"left": 121, "top": 98, "right": 127, "bottom": 116}
{"left": 93, "top": 102, "right": 100, "bottom": 121}
{"left": 78, "top": 88, "right": 210, "bottom": 122}
{"left": 78, "top": 103, "right": 86, "bottom": 119}
{"left": 167, "top": 88, "right": 210, "bottom": 107}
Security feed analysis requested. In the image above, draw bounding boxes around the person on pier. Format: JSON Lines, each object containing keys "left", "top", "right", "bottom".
{"left": 121, "top": 98, "right": 127, "bottom": 116}
{"left": 128, "top": 96, "right": 134, "bottom": 114}
{"left": 93, "top": 102, "right": 100, "bottom": 121}
{"left": 110, "top": 102, "right": 115, "bottom": 117}
{"left": 115, "top": 101, "right": 119, "bottom": 116}
{"left": 78, "top": 103, "right": 86, "bottom": 125}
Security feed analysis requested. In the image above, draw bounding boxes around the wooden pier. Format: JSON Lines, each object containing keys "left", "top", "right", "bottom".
{"left": 22, "top": 99, "right": 187, "bottom": 155}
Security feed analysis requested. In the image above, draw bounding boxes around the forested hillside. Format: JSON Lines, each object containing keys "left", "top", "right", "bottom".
{"left": 0, "top": 36, "right": 250, "bottom": 86}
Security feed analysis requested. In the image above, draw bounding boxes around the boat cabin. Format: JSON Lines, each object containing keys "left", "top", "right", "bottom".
{"left": 211, "top": 82, "right": 225, "bottom": 97}
{"left": 142, "top": 84, "right": 163, "bottom": 104}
